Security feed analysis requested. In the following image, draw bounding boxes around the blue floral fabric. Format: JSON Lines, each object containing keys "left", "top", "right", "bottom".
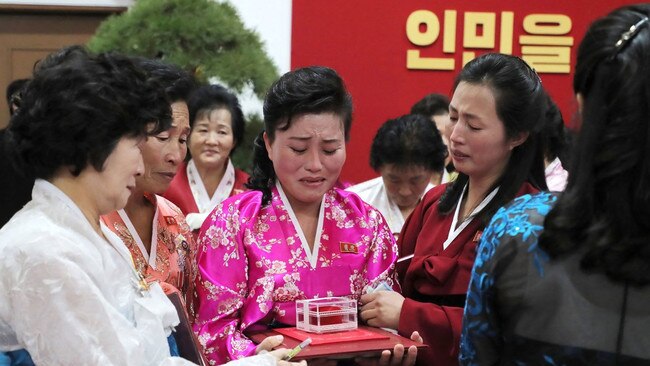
{"left": 459, "top": 192, "right": 650, "bottom": 365}
{"left": 459, "top": 192, "right": 555, "bottom": 366}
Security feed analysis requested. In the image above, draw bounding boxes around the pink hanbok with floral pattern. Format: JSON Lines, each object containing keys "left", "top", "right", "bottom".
{"left": 192, "top": 184, "right": 399, "bottom": 364}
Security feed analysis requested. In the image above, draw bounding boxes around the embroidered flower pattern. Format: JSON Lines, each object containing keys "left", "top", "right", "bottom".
{"left": 194, "top": 188, "right": 399, "bottom": 364}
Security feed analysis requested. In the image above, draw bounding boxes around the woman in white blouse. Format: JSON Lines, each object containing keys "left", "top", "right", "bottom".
{"left": 0, "top": 47, "right": 301, "bottom": 366}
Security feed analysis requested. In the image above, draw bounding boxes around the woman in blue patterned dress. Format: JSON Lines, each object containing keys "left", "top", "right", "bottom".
{"left": 460, "top": 4, "right": 650, "bottom": 365}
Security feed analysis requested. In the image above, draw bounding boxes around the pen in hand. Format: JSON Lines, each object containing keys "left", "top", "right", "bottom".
{"left": 282, "top": 337, "right": 312, "bottom": 361}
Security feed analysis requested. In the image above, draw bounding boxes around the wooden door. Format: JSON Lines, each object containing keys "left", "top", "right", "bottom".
{"left": 0, "top": 6, "right": 123, "bottom": 128}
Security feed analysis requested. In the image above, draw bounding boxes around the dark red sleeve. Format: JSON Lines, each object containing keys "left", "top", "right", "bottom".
{"left": 399, "top": 298, "right": 464, "bottom": 366}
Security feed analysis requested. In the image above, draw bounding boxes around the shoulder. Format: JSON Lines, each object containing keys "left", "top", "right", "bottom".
{"left": 213, "top": 189, "right": 264, "bottom": 219}
{"left": 346, "top": 176, "right": 383, "bottom": 194}
{"left": 155, "top": 195, "right": 184, "bottom": 216}
{"left": 234, "top": 168, "right": 250, "bottom": 181}
{"left": 480, "top": 192, "right": 557, "bottom": 254}
{"left": 422, "top": 182, "right": 448, "bottom": 202}
{"left": 330, "top": 188, "right": 385, "bottom": 223}
{"left": 0, "top": 211, "right": 87, "bottom": 271}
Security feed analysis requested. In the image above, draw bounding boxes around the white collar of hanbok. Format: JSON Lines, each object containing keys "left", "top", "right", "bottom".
{"left": 276, "top": 181, "right": 325, "bottom": 269}
{"left": 116, "top": 206, "right": 160, "bottom": 268}
{"left": 34, "top": 179, "right": 149, "bottom": 294}
{"left": 444, "top": 184, "right": 499, "bottom": 250}
{"left": 187, "top": 158, "right": 236, "bottom": 213}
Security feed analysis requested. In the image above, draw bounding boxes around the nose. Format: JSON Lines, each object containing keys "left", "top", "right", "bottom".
{"left": 449, "top": 121, "right": 463, "bottom": 145}
{"left": 135, "top": 153, "right": 145, "bottom": 177}
{"left": 166, "top": 142, "right": 184, "bottom": 166}
{"left": 397, "top": 184, "right": 412, "bottom": 197}
{"left": 304, "top": 149, "right": 323, "bottom": 172}
{"left": 205, "top": 131, "right": 219, "bottom": 145}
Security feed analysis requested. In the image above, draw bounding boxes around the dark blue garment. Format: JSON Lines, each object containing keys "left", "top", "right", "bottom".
{"left": 0, "top": 350, "right": 34, "bottom": 366}
{"left": 459, "top": 192, "right": 650, "bottom": 365}
{"left": 168, "top": 333, "right": 180, "bottom": 357}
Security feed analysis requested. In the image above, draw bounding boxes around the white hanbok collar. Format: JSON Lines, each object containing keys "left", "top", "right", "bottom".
{"left": 444, "top": 184, "right": 499, "bottom": 250}
{"left": 34, "top": 179, "right": 152, "bottom": 295}
{"left": 116, "top": 207, "right": 160, "bottom": 269}
{"left": 276, "top": 181, "right": 325, "bottom": 269}
{"left": 187, "top": 158, "right": 236, "bottom": 213}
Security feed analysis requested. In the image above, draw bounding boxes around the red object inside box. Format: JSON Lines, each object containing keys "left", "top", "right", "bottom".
{"left": 308, "top": 305, "right": 343, "bottom": 325}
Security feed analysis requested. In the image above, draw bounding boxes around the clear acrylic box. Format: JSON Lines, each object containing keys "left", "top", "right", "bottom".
{"left": 296, "top": 297, "right": 358, "bottom": 333}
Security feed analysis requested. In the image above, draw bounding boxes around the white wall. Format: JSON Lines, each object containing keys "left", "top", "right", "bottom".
{"left": 225, "top": 0, "right": 291, "bottom": 116}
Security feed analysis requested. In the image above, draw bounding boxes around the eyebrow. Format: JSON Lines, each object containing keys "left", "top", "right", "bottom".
{"left": 288, "top": 136, "right": 341, "bottom": 143}
{"left": 449, "top": 105, "right": 480, "bottom": 120}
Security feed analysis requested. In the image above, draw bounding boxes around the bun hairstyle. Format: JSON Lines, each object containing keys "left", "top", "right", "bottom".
{"left": 246, "top": 66, "right": 353, "bottom": 204}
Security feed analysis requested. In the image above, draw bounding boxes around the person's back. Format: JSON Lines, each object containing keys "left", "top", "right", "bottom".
{"left": 460, "top": 5, "right": 650, "bottom": 365}
{"left": 462, "top": 192, "right": 650, "bottom": 365}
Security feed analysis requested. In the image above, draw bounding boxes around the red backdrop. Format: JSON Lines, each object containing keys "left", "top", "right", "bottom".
{"left": 291, "top": 0, "right": 630, "bottom": 184}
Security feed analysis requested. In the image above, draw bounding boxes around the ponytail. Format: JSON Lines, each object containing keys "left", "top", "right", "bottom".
{"left": 245, "top": 131, "right": 276, "bottom": 205}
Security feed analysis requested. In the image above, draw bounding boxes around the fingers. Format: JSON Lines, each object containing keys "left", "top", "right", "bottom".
{"left": 410, "top": 331, "right": 423, "bottom": 344}
{"left": 403, "top": 345, "right": 418, "bottom": 366}
{"left": 360, "top": 292, "right": 376, "bottom": 305}
{"left": 378, "top": 349, "right": 392, "bottom": 366}
{"left": 391, "top": 344, "right": 405, "bottom": 366}
{"left": 278, "top": 360, "right": 307, "bottom": 366}
{"left": 359, "top": 307, "right": 377, "bottom": 323}
{"left": 256, "top": 335, "right": 284, "bottom": 354}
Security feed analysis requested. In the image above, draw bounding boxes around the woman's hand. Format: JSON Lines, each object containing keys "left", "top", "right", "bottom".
{"left": 359, "top": 291, "right": 405, "bottom": 329}
{"left": 255, "top": 335, "right": 285, "bottom": 354}
{"left": 255, "top": 335, "right": 309, "bottom": 365}
{"left": 355, "top": 331, "right": 422, "bottom": 366}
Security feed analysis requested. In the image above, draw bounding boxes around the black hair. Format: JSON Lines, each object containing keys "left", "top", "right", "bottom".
{"left": 5, "top": 78, "right": 29, "bottom": 117}
{"left": 438, "top": 53, "right": 548, "bottom": 225}
{"left": 247, "top": 66, "right": 353, "bottom": 204}
{"left": 136, "top": 58, "right": 196, "bottom": 104}
{"left": 5, "top": 46, "right": 171, "bottom": 179}
{"left": 187, "top": 84, "right": 245, "bottom": 155}
{"left": 369, "top": 114, "right": 447, "bottom": 174}
{"left": 539, "top": 4, "right": 650, "bottom": 285}
{"left": 410, "top": 93, "right": 450, "bottom": 117}
{"left": 541, "top": 95, "right": 573, "bottom": 166}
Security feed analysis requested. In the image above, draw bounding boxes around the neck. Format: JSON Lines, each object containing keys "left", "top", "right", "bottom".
{"left": 124, "top": 188, "right": 152, "bottom": 214}
{"left": 194, "top": 159, "right": 228, "bottom": 197}
{"left": 461, "top": 174, "right": 500, "bottom": 221}
{"left": 430, "top": 171, "right": 443, "bottom": 186}
{"left": 49, "top": 173, "right": 103, "bottom": 237}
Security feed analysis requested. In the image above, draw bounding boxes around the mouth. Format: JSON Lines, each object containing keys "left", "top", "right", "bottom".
{"left": 158, "top": 172, "right": 176, "bottom": 181}
{"left": 300, "top": 177, "right": 326, "bottom": 184}
{"left": 450, "top": 149, "right": 469, "bottom": 159}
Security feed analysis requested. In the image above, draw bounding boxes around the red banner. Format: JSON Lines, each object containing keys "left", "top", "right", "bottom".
{"left": 292, "top": 0, "right": 628, "bottom": 184}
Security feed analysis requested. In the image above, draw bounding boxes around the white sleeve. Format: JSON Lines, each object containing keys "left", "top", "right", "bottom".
{"left": 223, "top": 353, "right": 277, "bottom": 366}
{"left": 2, "top": 250, "right": 195, "bottom": 366}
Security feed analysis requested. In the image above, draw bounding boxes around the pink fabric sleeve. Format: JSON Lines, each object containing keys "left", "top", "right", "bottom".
{"left": 365, "top": 208, "right": 401, "bottom": 292}
{"left": 192, "top": 201, "right": 258, "bottom": 364}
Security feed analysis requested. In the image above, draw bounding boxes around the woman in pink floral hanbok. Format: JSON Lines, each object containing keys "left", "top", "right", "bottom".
{"left": 193, "top": 67, "right": 421, "bottom": 365}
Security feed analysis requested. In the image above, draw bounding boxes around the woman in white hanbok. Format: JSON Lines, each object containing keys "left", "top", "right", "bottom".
{"left": 0, "top": 47, "right": 302, "bottom": 366}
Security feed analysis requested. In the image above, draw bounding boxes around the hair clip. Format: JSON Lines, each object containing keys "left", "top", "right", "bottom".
{"left": 613, "top": 16, "right": 649, "bottom": 54}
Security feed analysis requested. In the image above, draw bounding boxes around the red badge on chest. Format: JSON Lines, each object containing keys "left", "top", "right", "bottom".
{"left": 164, "top": 216, "right": 177, "bottom": 226}
{"left": 339, "top": 242, "right": 359, "bottom": 254}
{"left": 472, "top": 230, "right": 483, "bottom": 243}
